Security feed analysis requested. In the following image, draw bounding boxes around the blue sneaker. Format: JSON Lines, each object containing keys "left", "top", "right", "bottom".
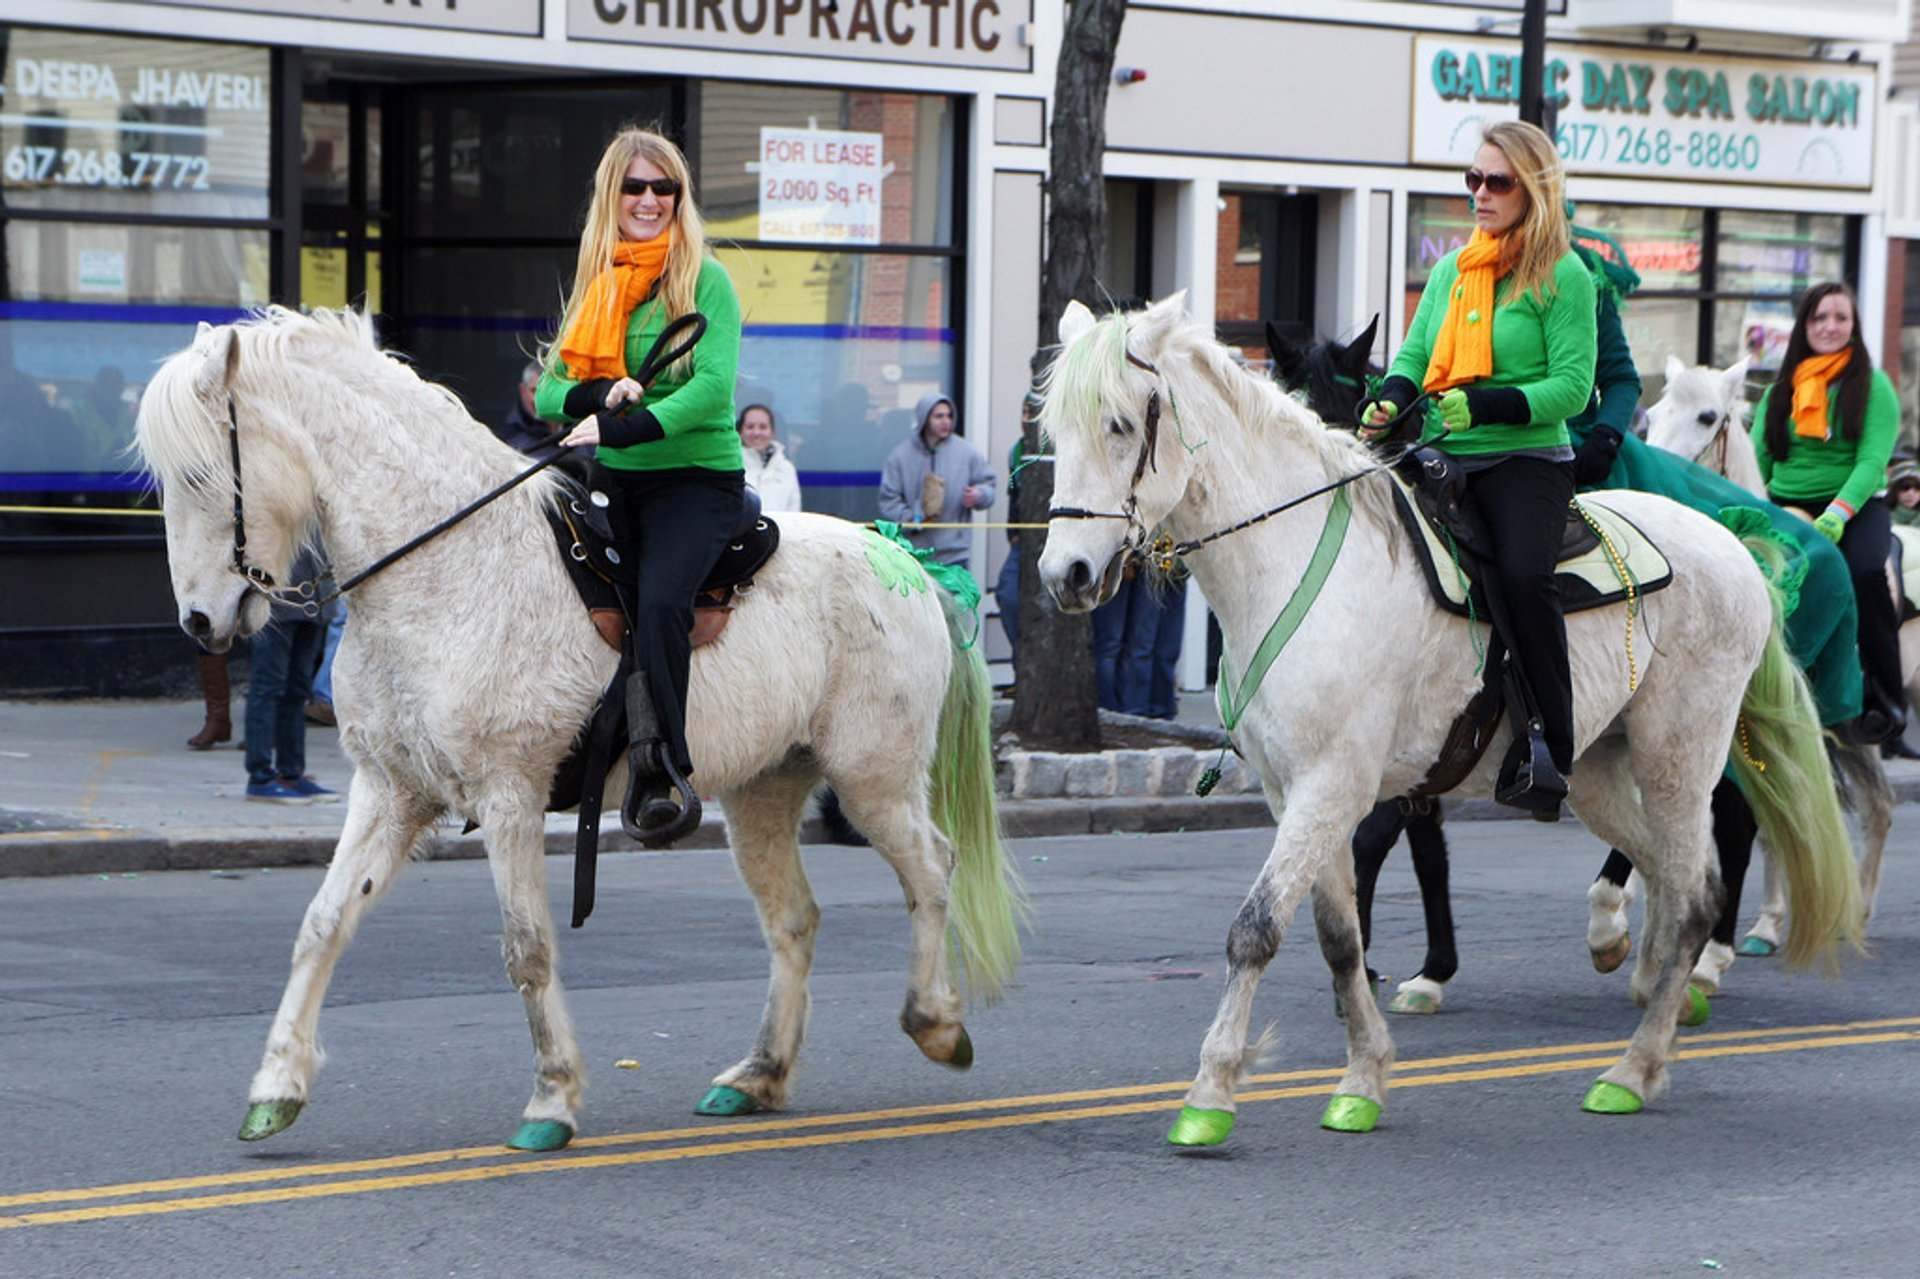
{"left": 277, "top": 775, "right": 339, "bottom": 803}
{"left": 246, "top": 779, "right": 315, "bottom": 805}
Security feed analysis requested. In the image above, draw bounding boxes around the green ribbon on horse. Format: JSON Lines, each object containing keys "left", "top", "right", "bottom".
{"left": 869, "top": 520, "right": 983, "bottom": 647}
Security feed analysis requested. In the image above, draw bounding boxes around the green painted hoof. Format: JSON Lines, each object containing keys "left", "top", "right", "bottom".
{"left": 945, "top": 1026, "right": 974, "bottom": 1070}
{"left": 695, "top": 1085, "right": 761, "bottom": 1117}
{"left": 1319, "top": 1095, "right": 1382, "bottom": 1133}
{"left": 1679, "top": 984, "right": 1711, "bottom": 1027}
{"left": 506, "top": 1119, "right": 574, "bottom": 1152}
{"left": 1581, "top": 1079, "right": 1643, "bottom": 1114}
{"left": 1735, "top": 936, "right": 1778, "bottom": 958}
{"left": 1166, "top": 1106, "right": 1235, "bottom": 1147}
{"left": 238, "top": 1099, "right": 303, "bottom": 1142}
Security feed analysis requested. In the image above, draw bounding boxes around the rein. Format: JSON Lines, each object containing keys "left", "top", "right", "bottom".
{"left": 1689, "top": 410, "right": 1733, "bottom": 474}
{"left": 222, "top": 311, "right": 707, "bottom": 612}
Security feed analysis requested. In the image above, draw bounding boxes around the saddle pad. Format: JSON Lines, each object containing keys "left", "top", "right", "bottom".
{"left": 1392, "top": 480, "right": 1672, "bottom": 619}
{"left": 1896, "top": 525, "right": 1920, "bottom": 621}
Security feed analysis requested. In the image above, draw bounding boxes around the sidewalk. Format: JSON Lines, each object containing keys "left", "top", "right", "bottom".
{"left": 5, "top": 696, "right": 1916, "bottom": 879}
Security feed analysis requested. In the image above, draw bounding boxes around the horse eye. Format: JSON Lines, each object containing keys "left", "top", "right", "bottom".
{"left": 1696, "top": 410, "right": 1718, "bottom": 426}
{"left": 1108, "top": 418, "right": 1131, "bottom": 437}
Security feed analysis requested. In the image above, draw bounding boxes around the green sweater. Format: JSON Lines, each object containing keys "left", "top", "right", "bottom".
{"left": 1751, "top": 367, "right": 1899, "bottom": 515}
{"left": 1389, "top": 248, "right": 1597, "bottom": 456}
{"left": 535, "top": 256, "right": 744, "bottom": 474}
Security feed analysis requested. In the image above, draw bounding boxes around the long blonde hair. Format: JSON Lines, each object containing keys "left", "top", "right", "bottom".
{"left": 545, "top": 128, "right": 708, "bottom": 377}
{"left": 1482, "top": 120, "right": 1570, "bottom": 304}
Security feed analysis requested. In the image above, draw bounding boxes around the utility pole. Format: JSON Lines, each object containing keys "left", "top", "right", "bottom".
{"left": 1518, "top": 0, "right": 1553, "bottom": 134}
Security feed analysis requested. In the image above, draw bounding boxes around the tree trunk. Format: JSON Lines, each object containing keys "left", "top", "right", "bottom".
{"left": 1009, "top": 0, "right": 1129, "bottom": 750}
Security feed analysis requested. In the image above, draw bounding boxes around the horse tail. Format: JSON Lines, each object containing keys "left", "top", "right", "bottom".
{"left": 1727, "top": 537, "right": 1865, "bottom": 971}
{"left": 928, "top": 599, "right": 1026, "bottom": 1004}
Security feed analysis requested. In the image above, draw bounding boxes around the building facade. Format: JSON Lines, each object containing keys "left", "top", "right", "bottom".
{"left": 0, "top": 0, "right": 1909, "bottom": 695}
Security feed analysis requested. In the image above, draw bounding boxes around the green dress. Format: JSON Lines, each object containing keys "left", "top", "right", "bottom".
{"left": 1566, "top": 273, "right": 1861, "bottom": 727}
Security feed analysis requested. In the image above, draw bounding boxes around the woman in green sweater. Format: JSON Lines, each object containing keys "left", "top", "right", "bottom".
{"left": 1362, "top": 120, "right": 1596, "bottom": 817}
{"left": 1751, "top": 281, "right": 1904, "bottom": 742}
{"left": 541, "top": 128, "right": 746, "bottom": 839}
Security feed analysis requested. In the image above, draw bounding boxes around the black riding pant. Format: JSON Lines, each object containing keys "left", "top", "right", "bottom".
{"left": 1466, "top": 455, "right": 1577, "bottom": 774}
{"left": 601, "top": 465, "right": 746, "bottom": 776}
{"left": 1830, "top": 497, "right": 1903, "bottom": 717}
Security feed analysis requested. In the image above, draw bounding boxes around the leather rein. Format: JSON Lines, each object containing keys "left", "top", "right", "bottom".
{"left": 220, "top": 312, "right": 707, "bottom": 614}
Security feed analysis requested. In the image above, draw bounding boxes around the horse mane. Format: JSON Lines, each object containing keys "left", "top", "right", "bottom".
{"left": 1043, "top": 308, "right": 1397, "bottom": 541}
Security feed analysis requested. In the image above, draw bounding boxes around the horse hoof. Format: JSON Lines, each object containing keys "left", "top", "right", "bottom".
{"left": 1581, "top": 1080, "right": 1643, "bottom": 1115}
{"left": 1679, "top": 984, "right": 1711, "bottom": 1027}
{"left": 506, "top": 1119, "right": 574, "bottom": 1152}
{"left": 1167, "top": 1106, "right": 1235, "bottom": 1147}
{"left": 695, "top": 1085, "right": 761, "bottom": 1117}
{"left": 944, "top": 1026, "right": 974, "bottom": 1071}
{"left": 1590, "top": 934, "right": 1631, "bottom": 973}
{"left": 1387, "top": 976, "right": 1442, "bottom": 1015}
{"left": 1735, "top": 936, "right": 1778, "bottom": 958}
{"left": 238, "top": 1099, "right": 303, "bottom": 1142}
{"left": 1319, "top": 1095, "right": 1382, "bottom": 1133}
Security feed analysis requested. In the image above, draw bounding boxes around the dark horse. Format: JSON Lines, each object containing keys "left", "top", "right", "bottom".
{"left": 1266, "top": 317, "right": 1769, "bottom": 1013}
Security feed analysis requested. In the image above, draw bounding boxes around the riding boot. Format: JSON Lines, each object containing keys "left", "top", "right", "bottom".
{"left": 187, "top": 652, "right": 232, "bottom": 750}
{"left": 619, "top": 670, "right": 701, "bottom": 847}
{"left": 1492, "top": 655, "right": 1568, "bottom": 822}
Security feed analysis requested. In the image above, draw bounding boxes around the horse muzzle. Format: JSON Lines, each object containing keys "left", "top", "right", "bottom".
{"left": 1039, "top": 545, "right": 1130, "bottom": 613}
{"left": 182, "top": 586, "right": 269, "bottom": 652}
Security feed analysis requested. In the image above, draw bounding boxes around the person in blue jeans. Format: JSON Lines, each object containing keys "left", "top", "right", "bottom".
{"left": 244, "top": 545, "right": 337, "bottom": 804}
{"left": 1121, "top": 572, "right": 1187, "bottom": 719}
{"left": 306, "top": 605, "right": 346, "bottom": 726}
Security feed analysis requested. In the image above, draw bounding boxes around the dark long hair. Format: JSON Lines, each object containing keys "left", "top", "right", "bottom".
{"left": 1762, "top": 281, "right": 1872, "bottom": 461}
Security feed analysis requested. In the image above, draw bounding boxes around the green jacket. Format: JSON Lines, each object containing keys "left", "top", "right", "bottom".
{"left": 1389, "top": 248, "right": 1597, "bottom": 457}
{"left": 535, "top": 256, "right": 744, "bottom": 474}
{"left": 1751, "top": 367, "right": 1899, "bottom": 516}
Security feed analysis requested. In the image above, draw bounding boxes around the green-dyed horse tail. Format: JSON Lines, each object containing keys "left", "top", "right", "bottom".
{"left": 928, "top": 596, "right": 1027, "bottom": 1003}
{"left": 1726, "top": 576, "right": 1865, "bottom": 972}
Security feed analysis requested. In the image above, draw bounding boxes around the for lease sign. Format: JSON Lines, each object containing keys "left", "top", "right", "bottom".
{"left": 758, "top": 127, "right": 887, "bottom": 245}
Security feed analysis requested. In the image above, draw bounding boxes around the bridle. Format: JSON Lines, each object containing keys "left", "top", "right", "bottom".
{"left": 215, "top": 310, "right": 708, "bottom": 615}
{"left": 1687, "top": 407, "right": 1735, "bottom": 474}
{"left": 1045, "top": 346, "right": 1429, "bottom": 569}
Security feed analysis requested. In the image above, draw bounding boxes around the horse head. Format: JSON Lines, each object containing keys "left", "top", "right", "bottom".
{"left": 1266, "top": 314, "right": 1380, "bottom": 426}
{"left": 1037, "top": 292, "right": 1204, "bottom": 612}
{"left": 135, "top": 314, "right": 323, "bottom": 651}
{"left": 1645, "top": 353, "right": 1750, "bottom": 465}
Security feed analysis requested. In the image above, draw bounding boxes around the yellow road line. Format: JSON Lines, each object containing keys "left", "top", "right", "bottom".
{"left": 1, "top": 1020, "right": 1913, "bottom": 1229}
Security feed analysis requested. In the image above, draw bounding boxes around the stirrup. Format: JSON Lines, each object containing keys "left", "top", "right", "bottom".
{"left": 620, "top": 739, "right": 701, "bottom": 847}
{"left": 1495, "top": 720, "right": 1567, "bottom": 822}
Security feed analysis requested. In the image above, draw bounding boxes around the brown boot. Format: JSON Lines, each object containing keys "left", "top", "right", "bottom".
{"left": 187, "top": 652, "right": 232, "bottom": 750}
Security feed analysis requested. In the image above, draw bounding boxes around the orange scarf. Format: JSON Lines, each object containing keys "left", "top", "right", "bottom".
{"left": 1423, "top": 229, "right": 1521, "bottom": 393}
{"left": 557, "top": 232, "right": 675, "bottom": 381}
{"left": 1789, "top": 349, "right": 1851, "bottom": 440}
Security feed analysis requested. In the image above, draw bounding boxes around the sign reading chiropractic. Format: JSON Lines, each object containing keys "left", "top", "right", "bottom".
{"left": 570, "top": 0, "right": 1030, "bottom": 71}
{"left": 1411, "top": 35, "right": 1877, "bottom": 189}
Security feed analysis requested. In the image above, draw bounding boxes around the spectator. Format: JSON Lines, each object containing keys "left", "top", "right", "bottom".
{"left": 1121, "top": 570, "right": 1188, "bottom": 720}
{"left": 244, "top": 544, "right": 337, "bottom": 804}
{"left": 492, "top": 360, "right": 561, "bottom": 453}
{"left": 877, "top": 390, "right": 994, "bottom": 570}
{"left": 307, "top": 606, "right": 347, "bottom": 727}
{"left": 995, "top": 391, "right": 1042, "bottom": 665}
{"left": 738, "top": 403, "right": 801, "bottom": 511}
{"left": 1888, "top": 457, "right": 1920, "bottom": 528}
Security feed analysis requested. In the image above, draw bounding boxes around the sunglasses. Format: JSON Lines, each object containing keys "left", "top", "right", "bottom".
{"left": 620, "top": 176, "right": 682, "bottom": 199}
{"left": 1464, "top": 168, "right": 1518, "bottom": 196}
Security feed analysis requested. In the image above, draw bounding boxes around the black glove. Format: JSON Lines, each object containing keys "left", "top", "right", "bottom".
{"left": 563, "top": 378, "right": 620, "bottom": 421}
{"left": 1572, "top": 425, "right": 1623, "bottom": 487}
{"left": 1461, "top": 386, "right": 1531, "bottom": 426}
{"left": 599, "top": 407, "right": 665, "bottom": 448}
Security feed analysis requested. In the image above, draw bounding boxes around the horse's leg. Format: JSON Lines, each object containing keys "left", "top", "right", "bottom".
{"left": 1347, "top": 801, "right": 1404, "bottom": 1006}
{"left": 1691, "top": 778, "right": 1756, "bottom": 997}
{"left": 1170, "top": 788, "right": 1377, "bottom": 1147}
{"left": 1741, "top": 841, "right": 1787, "bottom": 956}
{"left": 480, "top": 792, "right": 587, "bottom": 1151}
{"left": 1831, "top": 737, "right": 1893, "bottom": 925}
{"left": 1586, "top": 851, "right": 1637, "bottom": 973}
{"left": 699, "top": 767, "right": 822, "bottom": 1116}
{"left": 833, "top": 772, "right": 972, "bottom": 1070}
{"left": 1580, "top": 738, "right": 1722, "bottom": 1112}
{"left": 1386, "top": 801, "right": 1454, "bottom": 1014}
{"left": 241, "top": 775, "right": 437, "bottom": 1141}
{"left": 1313, "top": 852, "right": 1395, "bottom": 1132}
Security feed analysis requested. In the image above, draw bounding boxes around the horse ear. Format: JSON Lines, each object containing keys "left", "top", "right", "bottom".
{"left": 1133, "top": 291, "right": 1190, "bottom": 350}
{"left": 192, "top": 325, "right": 238, "bottom": 402}
{"left": 1663, "top": 353, "right": 1687, "bottom": 386}
{"left": 1266, "top": 321, "right": 1305, "bottom": 383}
{"left": 1338, "top": 314, "right": 1382, "bottom": 377}
{"left": 1059, "top": 301, "right": 1096, "bottom": 345}
{"left": 1722, "top": 357, "right": 1752, "bottom": 400}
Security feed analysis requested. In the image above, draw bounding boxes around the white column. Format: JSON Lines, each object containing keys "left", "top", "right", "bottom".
{"left": 1168, "top": 177, "right": 1218, "bottom": 695}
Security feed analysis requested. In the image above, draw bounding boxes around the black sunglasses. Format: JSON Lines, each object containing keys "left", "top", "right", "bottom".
{"left": 1464, "top": 168, "right": 1517, "bottom": 196}
{"left": 620, "top": 176, "right": 683, "bottom": 199}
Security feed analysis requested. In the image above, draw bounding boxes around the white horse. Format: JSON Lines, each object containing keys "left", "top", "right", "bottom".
{"left": 134, "top": 307, "right": 1022, "bottom": 1152}
{"left": 1643, "top": 354, "right": 1897, "bottom": 946}
{"left": 1037, "top": 295, "right": 1861, "bottom": 1146}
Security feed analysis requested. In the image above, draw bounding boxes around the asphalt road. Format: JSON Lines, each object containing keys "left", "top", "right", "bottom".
{"left": 2, "top": 820, "right": 1915, "bottom": 1278}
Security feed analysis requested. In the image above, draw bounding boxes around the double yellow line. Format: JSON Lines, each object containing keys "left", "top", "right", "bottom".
{"left": 5, "top": 1016, "right": 1914, "bottom": 1230}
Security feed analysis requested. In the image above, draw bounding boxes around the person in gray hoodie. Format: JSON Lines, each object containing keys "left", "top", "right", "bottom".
{"left": 877, "top": 390, "right": 996, "bottom": 570}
